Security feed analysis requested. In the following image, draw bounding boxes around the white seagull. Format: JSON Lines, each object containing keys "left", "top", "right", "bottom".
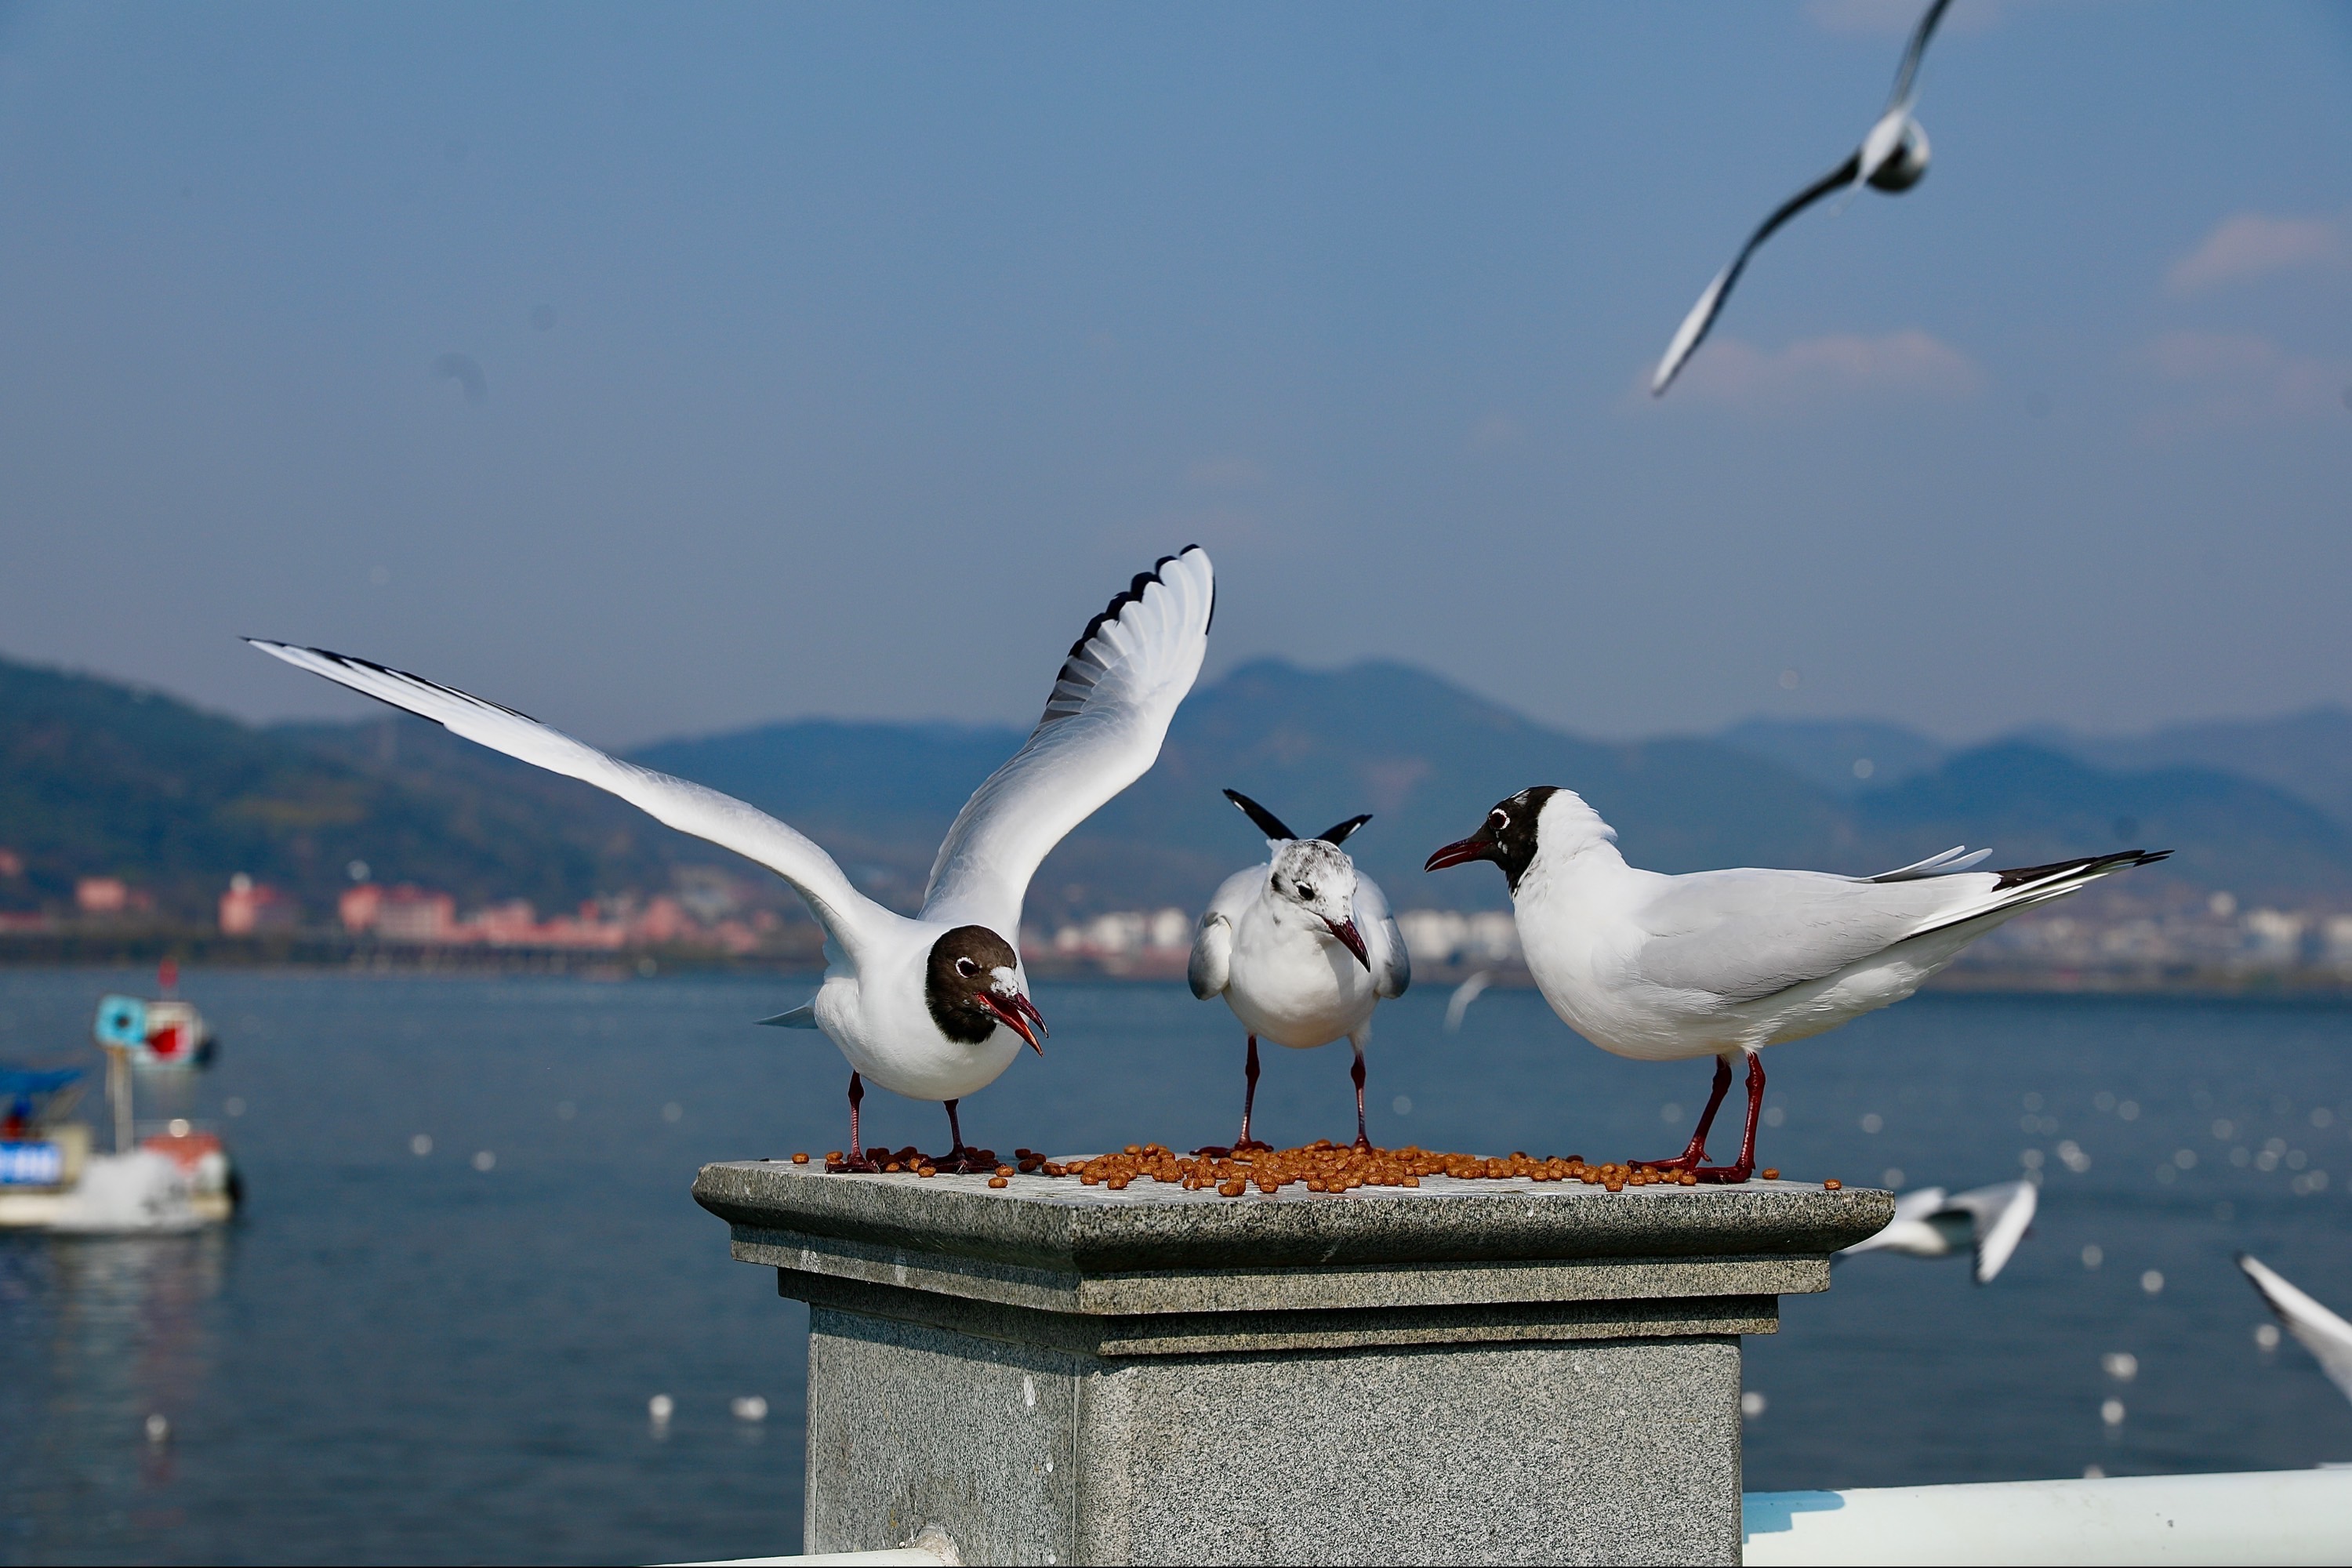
{"left": 1838, "top": 1180, "right": 2038, "bottom": 1283}
{"left": 2238, "top": 1253, "right": 2352, "bottom": 1406}
{"left": 1651, "top": 0, "right": 1955, "bottom": 396}
{"left": 1426, "top": 787, "right": 2167, "bottom": 1181}
{"left": 1188, "top": 790, "right": 1410, "bottom": 1152}
{"left": 251, "top": 546, "right": 1215, "bottom": 1173}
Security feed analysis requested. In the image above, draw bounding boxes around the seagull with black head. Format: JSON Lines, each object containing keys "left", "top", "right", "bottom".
{"left": 1189, "top": 790, "right": 1410, "bottom": 1152}
{"left": 250, "top": 547, "right": 1215, "bottom": 1174}
{"left": 1428, "top": 786, "right": 2166, "bottom": 1182}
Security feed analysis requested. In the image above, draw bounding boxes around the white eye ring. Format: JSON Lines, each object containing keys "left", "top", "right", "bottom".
{"left": 1492, "top": 811, "right": 1509, "bottom": 829}
{"left": 955, "top": 956, "right": 976, "bottom": 976}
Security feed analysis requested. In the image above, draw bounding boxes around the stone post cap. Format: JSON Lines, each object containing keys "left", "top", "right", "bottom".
{"left": 695, "top": 1162, "right": 1893, "bottom": 1319}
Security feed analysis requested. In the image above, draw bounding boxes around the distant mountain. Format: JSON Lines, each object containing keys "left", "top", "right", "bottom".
{"left": 5, "top": 648, "right": 2350, "bottom": 928}
{"left": 2016, "top": 707, "right": 2352, "bottom": 834}
{"left": 0, "top": 656, "right": 692, "bottom": 920}
{"left": 1714, "top": 717, "right": 1947, "bottom": 796}
{"left": 1852, "top": 742, "right": 2352, "bottom": 902}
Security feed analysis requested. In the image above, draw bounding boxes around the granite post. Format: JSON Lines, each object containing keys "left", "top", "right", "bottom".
{"left": 693, "top": 1163, "right": 1890, "bottom": 1567}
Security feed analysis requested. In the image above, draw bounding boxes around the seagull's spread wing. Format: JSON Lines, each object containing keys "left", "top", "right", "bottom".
{"left": 1651, "top": 154, "right": 1862, "bottom": 397}
{"left": 1629, "top": 852, "right": 2169, "bottom": 1006}
{"left": 1351, "top": 868, "right": 1410, "bottom": 1000}
{"left": 245, "top": 641, "right": 890, "bottom": 957}
{"left": 1945, "top": 1180, "right": 2036, "bottom": 1284}
{"left": 2239, "top": 1254, "right": 2352, "bottom": 1405}
{"left": 1188, "top": 866, "right": 1261, "bottom": 1000}
{"left": 1840, "top": 1185, "right": 1949, "bottom": 1256}
{"left": 1887, "top": 0, "right": 1953, "bottom": 112}
{"left": 922, "top": 546, "right": 1214, "bottom": 938}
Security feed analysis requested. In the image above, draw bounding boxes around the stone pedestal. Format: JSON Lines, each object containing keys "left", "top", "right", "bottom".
{"left": 692, "top": 1163, "right": 1889, "bottom": 1567}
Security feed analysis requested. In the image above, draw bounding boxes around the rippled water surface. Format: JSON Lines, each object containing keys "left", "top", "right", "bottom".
{"left": 1, "top": 968, "right": 2347, "bottom": 1563}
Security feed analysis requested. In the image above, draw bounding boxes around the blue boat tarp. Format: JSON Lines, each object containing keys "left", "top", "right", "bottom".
{"left": 0, "top": 1065, "right": 82, "bottom": 1097}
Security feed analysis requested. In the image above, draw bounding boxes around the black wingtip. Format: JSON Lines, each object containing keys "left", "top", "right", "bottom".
{"left": 1992, "top": 848, "right": 2172, "bottom": 891}
{"left": 1316, "top": 813, "right": 1372, "bottom": 846}
{"left": 1223, "top": 789, "right": 1297, "bottom": 842}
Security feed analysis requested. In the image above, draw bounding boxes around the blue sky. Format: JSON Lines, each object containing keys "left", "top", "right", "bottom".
{"left": 1, "top": 1, "right": 2347, "bottom": 746}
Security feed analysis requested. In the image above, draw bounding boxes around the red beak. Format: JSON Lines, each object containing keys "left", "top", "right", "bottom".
{"left": 1323, "top": 917, "right": 1371, "bottom": 971}
{"left": 985, "top": 990, "right": 1049, "bottom": 1054}
{"left": 1425, "top": 833, "right": 1494, "bottom": 873}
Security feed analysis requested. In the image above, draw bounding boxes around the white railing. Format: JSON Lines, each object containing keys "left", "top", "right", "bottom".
{"left": 677, "top": 1468, "right": 2352, "bottom": 1565}
{"left": 1743, "top": 1467, "right": 2352, "bottom": 1566}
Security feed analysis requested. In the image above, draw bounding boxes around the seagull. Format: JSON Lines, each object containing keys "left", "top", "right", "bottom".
{"left": 1443, "top": 969, "right": 1495, "bottom": 1034}
{"left": 1838, "top": 1179, "right": 2037, "bottom": 1283}
{"left": 1650, "top": 0, "right": 1954, "bottom": 396}
{"left": 1188, "top": 789, "right": 1410, "bottom": 1152}
{"left": 2238, "top": 1253, "right": 2352, "bottom": 1406}
{"left": 1426, "top": 787, "right": 2168, "bottom": 1182}
{"left": 251, "top": 546, "right": 1215, "bottom": 1173}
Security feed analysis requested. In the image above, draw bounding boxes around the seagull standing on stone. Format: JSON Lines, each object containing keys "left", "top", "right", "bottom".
{"left": 251, "top": 546, "right": 1215, "bottom": 1173}
{"left": 2238, "top": 1253, "right": 2352, "bottom": 1406}
{"left": 1838, "top": 1180, "right": 2037, "bottom": 1283}
{"left": 1426, "top": 786, "right": 2167, "bottom": 1181}
{"left": 1651, "top": 0, "right": 1955, "bottom": 396}
{"left": 1188, "top": 790, "right": 1410, "bottom": 1152}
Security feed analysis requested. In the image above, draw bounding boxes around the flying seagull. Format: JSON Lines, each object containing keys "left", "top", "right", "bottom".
{"left": 1838, "top": 1179, "right": 2038, "bottom": 1283}
{"left": 251, "top": 546, "right": 1214, "bottom": 1172}
{"left": 1651, "top": 0, "right": 1954, "bottom": 396}
{"left": 1427, "top": 786, "right": 2166, "bottom": 1181}
{"left": 1188, "top": 789, "right": 1409, "bottom": 1152}
{"left": 2238, "top": 1253, "right": 2352, "bottom": 1406}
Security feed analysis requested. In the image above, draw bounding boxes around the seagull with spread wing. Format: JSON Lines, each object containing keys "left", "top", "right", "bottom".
{"left": 1838, "top": 1179, "right": 2038, "bottom": 1283}
{"left": 1427, "top": 786, "right": 2166, "bottom": 1182}
{"left": 1652, "top": 0, "right": 1955, "bottom": 396}
{"left": 1188, "top": 790, "right": 1410, "bottom": 1152}
{"left": 251, "top": 546, "right": 1214, "bottom": 1174}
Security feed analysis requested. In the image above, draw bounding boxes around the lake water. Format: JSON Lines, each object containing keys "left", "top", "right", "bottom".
{"left": 1, "top": 967, "right": 2348, "bottom": 1564}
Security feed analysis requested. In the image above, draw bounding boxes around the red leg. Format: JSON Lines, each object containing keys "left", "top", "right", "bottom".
{"left": 1198, "top": 1036, "right": 1274, "bottom": 1158}
{"left": 1351, "top": 1040, "right": 1370, "bottom": 1151}
{"left": 1693, "top": 1054, "right": 1766, "bottom": 1185}
{"left": 830, "top": 1073, "right": 882, "bottom": 1173}
{"left": 930, "top": 1099, "right": 996, "bottom": 1174}
{"left": 1641, "top": 1055, "right": 1734, "bottom": 1171}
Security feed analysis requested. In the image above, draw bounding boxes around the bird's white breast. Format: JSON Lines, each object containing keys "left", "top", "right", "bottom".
{"left": 812, "top": 937, "right": 1025, "bottom": 1102}
{"left": 1221, "top": 898, "right": 1375, "bottom": 1050}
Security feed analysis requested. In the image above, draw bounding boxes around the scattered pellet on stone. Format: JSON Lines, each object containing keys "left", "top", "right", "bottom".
{"left": 790, "top": 1152, "right": 810, "bottom": 1164}
{"left": 1761, "top": 1167, "right": 1780, "bottom": 1180}
{"left": 987, "top": 1175, "right": 1009, "bottom": 1189}
{"left": 1824, "top": 1178, "right": 1842, "bottom": 1190}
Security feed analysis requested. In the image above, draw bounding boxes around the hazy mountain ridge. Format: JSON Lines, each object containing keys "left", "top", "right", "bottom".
{"left": 5, "top": 651, "right": 2350, "bottom": 925}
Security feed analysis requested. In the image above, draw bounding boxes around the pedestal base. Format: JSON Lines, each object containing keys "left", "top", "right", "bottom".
{"left": 694, "top": 1161, "right": 1889, "bottom": 1567}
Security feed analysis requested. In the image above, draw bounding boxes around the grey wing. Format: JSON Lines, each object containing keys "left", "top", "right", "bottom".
{"left": 1651, "top": 154, "right": 1863, "bottom": 396}
{"left": 1840, "top": 1186, "right": 1947, "bottom": 1256}
{"left": 1946, "top": 1180, "right": 2037, "bottom": 1284}
{"left": 246, "top": 641, "right": 890, "bottom": 959}
{"left": 1888, "top": 0, "right": 1953, "bottom": 110}
{"left": 1188, "top": 866, "right": 1261, "bottom": 1000}
{"left": 2239, "top": 1254, "right": 2352, "bottom": 1403}
{"left": 1629, "top": 868, "right": 1980, "bottom": 1004}
{"left": 922, "top": 547, "right": 1214, "bottom": 938}
{"left": 1352, "top": 868, "right": 1410, "bottom": 999}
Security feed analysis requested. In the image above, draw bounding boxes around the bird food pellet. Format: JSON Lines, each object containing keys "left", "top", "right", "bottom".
{"left": 1824, "top": 1178, "right": 1842, "bottom": 1190}
{"left": 790, "top": 1152, "right": 809, "bottom": 1164}
{"left": 987, "top": 1175, "right": 1009, "bottom": 1189}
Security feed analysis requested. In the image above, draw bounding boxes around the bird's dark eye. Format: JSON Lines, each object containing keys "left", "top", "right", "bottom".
{"left": 1491, "top": 810, "right": 1509, "bottom": 829}
{"left": 955, "top": 956, "right": 976, "bottom": 977}
{"left": 1296, "top": 883, "right": 1315, "bottom": 902}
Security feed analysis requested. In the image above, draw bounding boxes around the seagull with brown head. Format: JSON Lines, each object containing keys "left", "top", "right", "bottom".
{"left": 250, "top": 546, "right": 1214, "bottom": 1174}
